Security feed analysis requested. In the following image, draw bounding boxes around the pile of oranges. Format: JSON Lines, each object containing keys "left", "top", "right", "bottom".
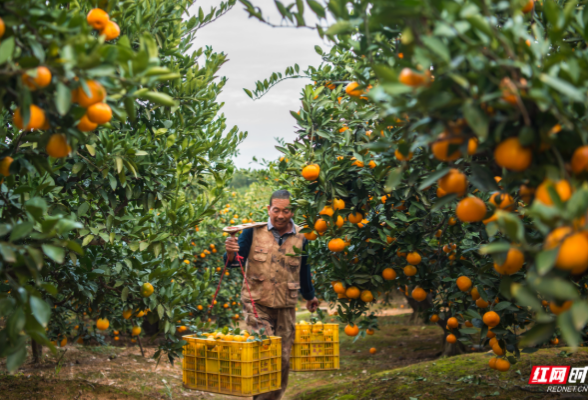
{"left": 202, "top": 329, "right": 253, "bottom": 342}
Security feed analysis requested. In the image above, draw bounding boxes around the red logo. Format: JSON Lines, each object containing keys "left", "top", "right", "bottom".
{"left": 529, "top": 366, "right": 570, "bottom": 384}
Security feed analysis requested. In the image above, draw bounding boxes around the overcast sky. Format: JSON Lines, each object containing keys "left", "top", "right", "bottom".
{"left": 187, "top": 0, "right": 328, "bottom": 169}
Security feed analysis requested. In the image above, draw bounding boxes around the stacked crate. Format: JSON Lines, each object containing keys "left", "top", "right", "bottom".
{"left": 182, "top": 335, "right": 282, "bottom": 396}
{"left": 291, "top": 322, "right": 340, "bottom": 371}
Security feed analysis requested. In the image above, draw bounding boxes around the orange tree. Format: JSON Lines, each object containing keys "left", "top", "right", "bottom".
{"left": 0, "top": 0, "right": 246, "bottom": 370}
{"left": 241, "top": 0, "right": 588, "bottom": 368}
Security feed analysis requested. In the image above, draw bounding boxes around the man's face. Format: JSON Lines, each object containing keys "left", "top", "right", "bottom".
{"left": 267, "top": 199, "right": 292, "bottom": 229}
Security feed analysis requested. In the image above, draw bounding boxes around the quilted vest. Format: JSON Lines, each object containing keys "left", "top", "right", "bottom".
{"left": 240, "top": 223, "right": 304, "bottom": 309}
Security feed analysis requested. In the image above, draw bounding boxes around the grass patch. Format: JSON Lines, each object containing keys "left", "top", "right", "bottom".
{"left": 294, "top": 347, "right": 588, "bottom": 399}
{"left": 0, "top": 373, "right": 145, "bottom": 399}
{"left": 2, "top": 312, "right": 582, "bottom": 400}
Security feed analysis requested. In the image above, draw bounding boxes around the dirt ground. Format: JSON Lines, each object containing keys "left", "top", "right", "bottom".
{"left": 0, "top": 311, "right": 442, "bottom": 400}
{"left": 1, "top": 299, "right": 582, "bottom": 400}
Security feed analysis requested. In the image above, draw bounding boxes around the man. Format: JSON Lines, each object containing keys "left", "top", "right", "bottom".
{"left": 224, "top": 189, "right": 319, "bottom": 400}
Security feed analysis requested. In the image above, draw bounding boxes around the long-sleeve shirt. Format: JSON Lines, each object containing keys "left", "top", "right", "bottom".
{"left": 223, "top": 225, "right": 315, "bottom": 301}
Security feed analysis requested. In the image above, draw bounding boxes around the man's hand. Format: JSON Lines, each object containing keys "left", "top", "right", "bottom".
{"left": 306, "top": 297, "right": 319, "bottom": 313}
{"left": 225, "top": 236, "right": 239, "bottom": 261}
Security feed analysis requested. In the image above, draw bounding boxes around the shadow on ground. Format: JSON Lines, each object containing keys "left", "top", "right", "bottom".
{"left": 1, "top": 313, "right": 581, "bottom": 400}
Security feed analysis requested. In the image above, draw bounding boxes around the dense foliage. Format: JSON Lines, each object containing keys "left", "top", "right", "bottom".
{"left": 0, "top": 0, "right": 247, "bottom": 370}
{"left": 241, "top": 0, "right": 588, "bottom": 367}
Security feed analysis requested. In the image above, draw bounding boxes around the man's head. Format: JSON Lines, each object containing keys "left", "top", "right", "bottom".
{"left": 268, "top": 190, "right": 293, "bottom": 230}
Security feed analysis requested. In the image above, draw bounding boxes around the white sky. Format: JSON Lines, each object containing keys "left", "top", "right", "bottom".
{"left": 187, "top": 0, "right": 328, "bottom": 169}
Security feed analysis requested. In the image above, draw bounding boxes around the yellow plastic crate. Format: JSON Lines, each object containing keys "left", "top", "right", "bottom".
{"left": 182, "top": 335, "right": 282, "bottom": 396}
{"left": 291, "top": 355, "right": 340, "bottom": 371}
{"left": 292, "top": 323, "right": 340, "bottom": 371}
{"left": 294, "top": 322, "right": 339, "bottom": 343}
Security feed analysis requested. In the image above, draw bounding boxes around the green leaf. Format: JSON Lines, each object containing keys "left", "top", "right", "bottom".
{"left": 463, "top": 101, "right": 488, "bottom": 139}
{"left": 493, "top": 301, "right": 511, "bottom": 311}
{"left": 384, "top": 167, "right": 402, "bottom": 192}
{"left": 431, "top": 193, "right": 457, "bottom": 211}
{"left": 72, "top": 162, "right": 84, "bottom": 174}
{"left": 78, "top": 202, "right": 90, "bottom": 217}
{"left": 25, "top": 197, "right": 48, "bottom": 220}
{"left": 459, "top": 327, "right": 478, "bottom": 335}
{"left": 166, "top": 134, "right": 176, "bottom": 149}
{"left": 41, "top": 282, "right": 58, "bottom": 296}
{"left": 66, "top": 240, "right": 84, "bottom": 255}
{"left": 55, "top": 219, "right": 83, "bottom": 235}
{"left": 121, "top": 286, "right": 129, "bottom": 302}
{"left": 372, "top": 65, "right": 397, "bottom": 82}
{"left": 82, "top": 234, "right": 94, "bottom": 246}
{"left": 499, "top": 275, "right": 513, "bottom": 300}
{"left": 571, "top": 300, "right": 588, "bottom": 331}
{"left": 421, "top": 36, "right": 450, "bottom": 62}
{"left": 27, "top": 247, "right": 44, "bottom": 269}
{"left": 510, "top": 283, "right": 542, "bottom": 312}
{"left": 41, "top": 244, "right": 64, "bottom": 263}
{"left": 540, "top": 73, "right": 585, "bottom": 102}
{"left": 139, "top": 91, "right": 177, "bottom": 106}
{"left": 124, "top": 97, "right": 136, "bottom": 122}
{"left": 479, "top": 242, "right": 511, "bottom": 255}
{"left": 326, "top": 20, "right": 352, "bottom": 36}
{"left": 108, "top": 174, "right": 117, "bottom": 190}
{"left": 558, "top": 311, "right": 580, "bottom": 350}
{"left": 115, "top": 157, "right": 123, "bottom": 173}
{"left": 567, "top": 189, "right": 588, "bottom": 219}
{"left": 30, "top": 296, "right": 51, "bottom": 327}
{"left": 528, "top": 274, "right": 579, "bottom": 301}
{"left": 307, "top": 0, "right": 326, "bottom": 18}
{"left": 535, "top": 249, "right": 558, "bottom": 276}
{"left": 6, "top": 347, "right": 26, "bottom": 373}
{"left": 418, "top": 167, "right": 451, "bottom": 191}
{"left": 519, "top": 322, "right": 555, "bottom": 347}
{"left": 496, "top": 211, "right": 525, "bottom": 243}
{"left": 466, "top": 15, "right": 493, "bottom": 37}
{"left": 0, "top": 224, "right": 11, "bottom": 236}
{"left": 55, "top": 83, "right": 72, "bottom": 116}
{"left": 9, "top": 222, "right": 33, "bottom": 242}
{"left": 521, "top": 347, "right": 539, "bottom": 354}
{"left": 86, "top": 144, "right": 96, "bottom": 156}
{"left": 0, "top": 37, "right": 15, "bottom": 64}
{"left": 469, "top": 164, "right": 499, "bottom": 192}
{"left": 0, "top": 242, "right": 16, "bottom": 262}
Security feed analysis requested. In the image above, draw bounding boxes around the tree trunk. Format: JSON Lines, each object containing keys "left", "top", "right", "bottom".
{"left": 404, "top": 293, "right": 435, "bottom": 324}
{"left": 435, "top": 316, "right": 468, "bottom": 357}
{"left": 31, "top": 339, "right": 42, "bottom": 364}
{"left": 404, "top": 291, "right": 468, "bottom": 357}
{"left": 439, "top": 334, "right": 467, "bottom": 356}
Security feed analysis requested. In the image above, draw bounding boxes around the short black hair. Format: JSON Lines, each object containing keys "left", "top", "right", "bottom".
{"left": 269, "top": 190, "right": 291, "bottom": 206}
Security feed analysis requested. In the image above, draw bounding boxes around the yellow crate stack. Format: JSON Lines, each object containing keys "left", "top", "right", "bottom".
{"left": 182, "top": 335, "right": 282, "bottom": 396}
{"left": 291, "top": 323, "right": 340, "bottom": 371}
